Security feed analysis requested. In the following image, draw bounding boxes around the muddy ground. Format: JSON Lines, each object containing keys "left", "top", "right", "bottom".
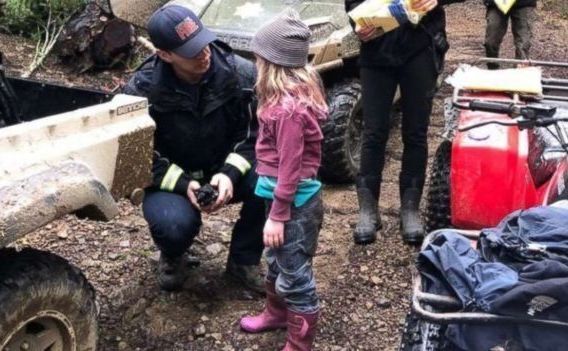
{"left": 2, "top": 2, "right": 567, "bottom": 350}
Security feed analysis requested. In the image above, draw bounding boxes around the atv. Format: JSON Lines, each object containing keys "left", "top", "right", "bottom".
{"left": 399, "top": 58, "right": 568, "bottom": 351}
{"left": 0, "top": 53, "right": 154, "bottom": 349}
{"left": 109, "top": 0, "right": 388, "bottom": 183}
{"left": 426, "top": 58, "right": 568, "bottom": 232}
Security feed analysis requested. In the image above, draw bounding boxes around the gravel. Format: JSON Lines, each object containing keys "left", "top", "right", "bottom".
{"left": 5, "top": 2, "right": 567, "bottom": 350}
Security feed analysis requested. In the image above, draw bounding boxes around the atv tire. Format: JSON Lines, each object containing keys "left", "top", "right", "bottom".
{"left": 399, "top": 311, "right": 449, "bottom": 351}
{"left": 0, "top": 248, "right": 97, "bottom": 351}
{"left": 320, "top": 78, "right": 363, "bottom": 183}
{"left": 425, "top": 140, "right": 452, "bottom": 232}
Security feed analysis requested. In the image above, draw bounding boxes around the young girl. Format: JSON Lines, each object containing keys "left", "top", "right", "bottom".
{"left": 239, "top": 9, "right": 328, "bottom": 351}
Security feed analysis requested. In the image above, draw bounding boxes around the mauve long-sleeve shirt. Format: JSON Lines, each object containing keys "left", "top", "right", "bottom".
{"left": 255, "top": 100, "right": 326, "bottom": 221}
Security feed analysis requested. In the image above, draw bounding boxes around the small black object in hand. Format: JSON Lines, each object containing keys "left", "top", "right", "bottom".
{"left": 196, "top": 184, "right": 219, "bottom": 207}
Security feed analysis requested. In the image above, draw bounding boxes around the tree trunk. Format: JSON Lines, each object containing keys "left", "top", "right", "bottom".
{"left": 56, "top": 2, "right": 134, "bottom": 73}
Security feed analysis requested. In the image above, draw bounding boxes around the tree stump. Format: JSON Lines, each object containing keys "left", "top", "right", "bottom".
{"left": 56, "top": 2, "right": 135, "bottom": 73}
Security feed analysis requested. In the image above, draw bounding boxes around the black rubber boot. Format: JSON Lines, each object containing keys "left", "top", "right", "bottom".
{"left": 157, "top": 253, "right": 186, "bottom": 291}
{"left": 353, "top": 176, "right": 382, "bottom": 245}
{"left": 225, "top": 257, "right": 265, "bottom": 296}
{"left": 400, "top": 188, "right": 426, "bottom": 244}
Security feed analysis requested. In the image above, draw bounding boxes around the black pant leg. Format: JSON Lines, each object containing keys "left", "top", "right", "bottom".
{"left": 398, "top": 48, "right": 439, "bottom": 196}
{"left": 484, "top": 7, "right": 509, "bottom": 68}
{"left": 229, "top": 168, "right": 265, "bottom": 266}
{"left": 510, "top": 6, "right": 535, "bottom": 60}
{"left": 142, "top": 190, "right": 202, "bottom": 258}
{"left": 358, "top": 66, "right": 400, "bottom": 179}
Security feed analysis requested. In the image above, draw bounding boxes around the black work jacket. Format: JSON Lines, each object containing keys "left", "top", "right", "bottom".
{"left": 124, "top": 41, "right": 257, "bottom": 195}
{"left": 345, "top": 0, "right": 465, "bottom": 68}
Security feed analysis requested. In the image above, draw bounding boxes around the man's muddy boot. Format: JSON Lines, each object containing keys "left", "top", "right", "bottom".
{"left": 353, "top": 176, "right": 382, "bottom": 245}
{"left": 226, "top": 257, "right": 265, "bottom": 295}
{"left": 158, "top": 253, "right": 186, "bottom": 291}
{"left": 400, "top": 188, "right": 425, "bottom": 244}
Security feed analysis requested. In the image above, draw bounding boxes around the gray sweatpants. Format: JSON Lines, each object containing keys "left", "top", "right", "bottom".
{"left": 484, "top": 6, "right": 536, "bottom": 68}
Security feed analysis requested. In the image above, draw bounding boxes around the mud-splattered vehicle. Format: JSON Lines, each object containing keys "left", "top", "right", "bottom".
{"left": 0, "top": 59, "right": 155, "bottom": 349}
{"left": 111, "top": 0, "right": 370, "bottom": 183}
{"left": 401, "top": 59, "right": 568, "bottom": 351}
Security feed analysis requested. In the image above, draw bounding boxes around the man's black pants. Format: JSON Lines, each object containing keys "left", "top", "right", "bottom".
{"left": 484, "top": 6, "right": 535, "bottom": 64}
{"left": 142, "top": 169, "right": 265, "bottom": 266}
{"left": 359, "top": 48, "right": 439, "bottom": 195}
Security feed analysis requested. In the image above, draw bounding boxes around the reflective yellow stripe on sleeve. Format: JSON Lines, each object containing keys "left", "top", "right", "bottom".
{"left": 160, "top": 164, "right": 184, "bottom": 192}
{"left": 226, "top": 153, "right": 251, "bottom": 175}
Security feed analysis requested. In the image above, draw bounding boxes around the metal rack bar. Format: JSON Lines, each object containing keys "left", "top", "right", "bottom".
{"left": 478, "top": 57, "right": 568, "bottom": 68}
{"left": 412, "top": 231, "right": 568, "bottom": 328}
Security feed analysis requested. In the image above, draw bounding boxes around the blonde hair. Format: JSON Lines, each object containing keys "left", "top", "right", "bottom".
{"left": 255, "top": 56, "right": 328, "bottom": 122}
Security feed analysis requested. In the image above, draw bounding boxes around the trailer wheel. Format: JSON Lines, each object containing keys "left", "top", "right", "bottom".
{"left": 425, "top": 140, "right": 452, "bottom": 232}
{"left": 399, "top": 311, "right": 448, "bottom": 351}
{"left": 0, "top": 248, "right": 97, "bottom": 351}
{"left": 320, "top": 78, "right": 362, "bottom": 183}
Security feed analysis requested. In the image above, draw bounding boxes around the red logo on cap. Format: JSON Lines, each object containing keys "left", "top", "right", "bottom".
{"left": 176, "top": 17, "right": 199, "bottom": 40}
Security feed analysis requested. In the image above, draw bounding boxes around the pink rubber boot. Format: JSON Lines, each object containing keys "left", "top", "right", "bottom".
{"left": 282, "top": 309, "right": 319, "bottom": 351}
{"left": 240, "top": 281, "right": 287, "bottom": 333}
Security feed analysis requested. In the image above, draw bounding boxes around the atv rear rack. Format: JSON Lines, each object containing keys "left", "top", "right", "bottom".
{"left": 452, "top": 58, "right": 568, "bottom": 103}
{"left": 479, "top": 57, "right": 568, "bottom": 69}
{"left": 411, "top": 230, "right": 568, "bottom": 329}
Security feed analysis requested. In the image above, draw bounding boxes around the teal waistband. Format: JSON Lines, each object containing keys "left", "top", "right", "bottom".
{"left": 255, "top": 176, "right": 322, "bottom": 207}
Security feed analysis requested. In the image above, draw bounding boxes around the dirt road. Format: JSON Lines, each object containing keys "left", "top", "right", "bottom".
{"left": 8, "top": 1, "right": 567, "bottom": 350}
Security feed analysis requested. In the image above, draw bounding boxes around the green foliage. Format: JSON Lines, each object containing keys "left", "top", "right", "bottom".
{"left": 0, "top": 0, "right": 86, "bottom": 35}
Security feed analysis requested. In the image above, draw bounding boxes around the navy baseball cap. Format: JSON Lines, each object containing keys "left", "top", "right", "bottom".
{"left": 147, "top": 5, "right": 216, "bottom": 59}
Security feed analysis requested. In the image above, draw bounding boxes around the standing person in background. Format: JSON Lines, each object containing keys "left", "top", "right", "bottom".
{"left": 124, "top": 5, "right": 265, "bottom": 293}
{"left": 238, "top": 9, "right": 328, "bottom": 351}
{"left": 346, "top": 0, "right": 464, "bottom": 245}
{"left": 484, "top": 0, "right": 536, "bottom": 69}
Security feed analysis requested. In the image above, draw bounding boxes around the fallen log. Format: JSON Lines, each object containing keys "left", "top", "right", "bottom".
{"left": 56, "top": 2, "right": 135, "bottom": 73}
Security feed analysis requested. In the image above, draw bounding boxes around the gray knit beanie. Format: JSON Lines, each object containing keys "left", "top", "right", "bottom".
{"left": 251, "top": 8, "right": 311, "bottom": 68}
